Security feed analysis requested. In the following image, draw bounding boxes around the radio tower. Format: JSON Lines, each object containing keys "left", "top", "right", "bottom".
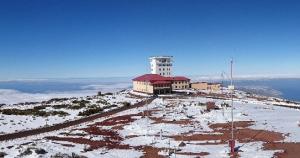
{"left": 229, "top": 59, "right": 235, "bottom": 155}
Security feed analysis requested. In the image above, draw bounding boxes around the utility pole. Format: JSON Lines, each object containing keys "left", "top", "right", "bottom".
{"left": 221, "top": 71, "right": 225, "bottom": 116}
{"left": 229, "top": 59, "right": 235, "bottom": 155}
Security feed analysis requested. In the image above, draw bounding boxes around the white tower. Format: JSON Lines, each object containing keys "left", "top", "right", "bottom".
{"left": 149, "top": 56, "right": 173, "bottom": 77}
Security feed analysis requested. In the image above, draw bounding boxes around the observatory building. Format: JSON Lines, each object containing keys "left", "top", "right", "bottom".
{"left": 149, "top": 56, "right": 173, "bottom": 77}
{"left": 132, "top": 56, "right": 190, "bottom": 94}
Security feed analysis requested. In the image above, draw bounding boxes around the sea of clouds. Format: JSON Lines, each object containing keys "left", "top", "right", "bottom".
{"left": 0, "top": 81, "right": 132, "bottom": 105}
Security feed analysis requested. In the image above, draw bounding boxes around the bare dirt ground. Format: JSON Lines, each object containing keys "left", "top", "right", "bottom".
{"left": 264, "top": 142, "right": 300, "bottom": 158}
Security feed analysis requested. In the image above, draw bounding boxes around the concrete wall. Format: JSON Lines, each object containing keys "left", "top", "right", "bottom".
{"left": 208, "top": 84, "right": 221, "bottom": 91}
{"left": 191, "top": 82, "right": 208, "bottom": 90}
{"left": 133, "top": 81, "right": 154, "bottom": 93}
{"left": 191, "top": 82, "right": 221, "bottom": 91}
{"left": 149, "top": 56, "right": 173, "bottom": 77}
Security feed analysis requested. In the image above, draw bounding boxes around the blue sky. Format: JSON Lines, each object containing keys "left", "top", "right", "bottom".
{"left": 0, "top": 0, "right": 300, "bottom": 80}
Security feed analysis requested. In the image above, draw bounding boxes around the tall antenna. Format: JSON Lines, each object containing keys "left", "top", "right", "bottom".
{"left": 221, "top": 71, "right": 226, "bottom": 94}
{"left": 229, "top": 59, "right": 235, "bottom": 155}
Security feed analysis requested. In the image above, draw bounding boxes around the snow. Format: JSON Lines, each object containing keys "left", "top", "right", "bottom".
{"left": 1, "top": 88, "right": 300, "bottom": 157}
{"left": 0, "top": 90, "right": 143, "bottom": 134}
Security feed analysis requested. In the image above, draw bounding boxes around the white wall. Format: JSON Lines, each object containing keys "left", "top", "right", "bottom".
{"left": 149, "top": 56, "right": 173, "bottom": 77}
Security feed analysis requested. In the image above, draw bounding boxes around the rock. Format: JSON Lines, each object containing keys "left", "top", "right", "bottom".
{"left": 20, "top": 148, "right": 32, "bottom": 156}
{"left": 51, "top": 152, "right": 88, "bottom": 158}
{"left": 178, "top": 141, "right": 186, "bottom": 147}
{"left": 0, "top": 152, "right": 7, "bottom": 157}
{"left": 51, "top": 153, "right": 70, "bottom": 158}
{"left": 35, "top": 148, "right": 48, "bottom": 154}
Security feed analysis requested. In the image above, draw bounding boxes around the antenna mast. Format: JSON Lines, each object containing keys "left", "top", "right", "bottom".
{"left": 229, "top": 59, "right": 235, "bottom": 155}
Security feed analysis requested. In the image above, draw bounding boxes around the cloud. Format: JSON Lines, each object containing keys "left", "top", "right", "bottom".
{"left": 0, "top": 82, "right": 132, "bottom": 105}
{"left": 81, "top": 82, "right": 132, "bottom": 91}
{"left": 0, "top": 89, "right": 96, "bottom": 105}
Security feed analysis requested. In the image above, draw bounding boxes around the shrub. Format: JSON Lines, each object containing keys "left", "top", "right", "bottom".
{"left": 0, "top": 108, "right": 69, "bottom": 117}
{"left": 52, "top": 104, "right": 69, "bottom": 109}
{"left": 68, "top": 104, "right": 85, "bottom": 110}
{"left": 221, "top": 102, "right": 230, "bottom": 107}
{"left": 49, "top": 111, "right": 69, "bottom": 117}
{"left": 35, "top": 148, "right": 47, "bottom": 155}
{"left": 105, "top": 104, "right": 118, "bottom": 109}
{"left": 51, "top": 152, "right": 88, "bottom": 158}
{"left": 122, "top": 102, "right": 131, "bottom": 107}
{"left": 19, "top": 148, "right": 32, "bottom": 156}
{"left": 96, "top": 99, "right": 109, "bottom": 105}
{"left": 72, "top": 100, "right": 90, "bottom": 105}
{"left": 78, "top": 107, "right": 103, "bottom": 116}
{"left": 0, "top": 152, "right": 7, "bottom": 157}
{"left": 197, "top": 102, "right": 206, "bottom": 106}
{"left": 33, "top": 106, "right": 47, "bottom": 110}
{"left": 46, "top": 98, "right": 69, "bottom": 104}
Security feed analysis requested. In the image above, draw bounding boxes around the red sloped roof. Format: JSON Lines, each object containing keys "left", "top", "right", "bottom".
{"left": 132, "top": 74, "right": 168, "bottom": 82}
{"left": 133, "top": 74, "right": 190, "bottom": 83}
{"left": 166, "top": 76, "right": 190, "bottom": 81}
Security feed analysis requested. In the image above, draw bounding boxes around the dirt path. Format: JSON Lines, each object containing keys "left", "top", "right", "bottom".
{"left": 0, "top": 97, "right": 155, "bottom": 141}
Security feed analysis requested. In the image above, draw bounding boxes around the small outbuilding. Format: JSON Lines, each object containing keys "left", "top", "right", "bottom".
{"left": 191, "top": 82, "right": 221, "bottom": 91}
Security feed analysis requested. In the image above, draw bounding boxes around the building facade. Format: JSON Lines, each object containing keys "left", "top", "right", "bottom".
{"left": 191, "top": 82, "right": 208, "bottom": 90}
{"left": 132, "top": 74, "right": 190, "bottom": 94}
{"left": 191, "top": 82, "right": 221, "bottom": 91}
{"left": 168, "top": 77, "right": 190, "bottom": 90}
{"left": 208, "top": 83, "right": 221, "bottom": 91}
{"left": 149, "top": 56, "right": 173, "bottom": 77}
{"left": 133, "top": 74, "right": 172, "bottom": 94}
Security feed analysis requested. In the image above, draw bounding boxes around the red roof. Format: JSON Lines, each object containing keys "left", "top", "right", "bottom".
{"left": 166, "top": 76, "right": 190, "bottom": 81}
{"left": 133, "top": 74, "right": 190, "bottom": 84}
{"left": 133, "top": 74, "right": 168, "bottom": 82}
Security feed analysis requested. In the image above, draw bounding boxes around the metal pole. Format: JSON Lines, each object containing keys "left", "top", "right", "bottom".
{"left": 230, "top": 59, "right": 235, "bottom": 154}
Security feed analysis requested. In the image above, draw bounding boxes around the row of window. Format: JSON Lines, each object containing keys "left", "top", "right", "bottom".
{"left": 158, "top": 64, "right": 172, "bottom": 66}
{"left": 159, "top": 68, "right": 170, "bottom": 71}
{"left": 151, "top": 63, "right": 172, "bottom": 67}
{"left": 174, "top": 81, "right": 188, "bottom": 84}
{"left": 175, "top": 85, "right": 189, "bottom": 89}
{"left": 159, "top": 72, "right": 171, "bottom": 76}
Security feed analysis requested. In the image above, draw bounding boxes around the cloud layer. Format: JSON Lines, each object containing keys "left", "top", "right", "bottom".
{"left": 0, "top": 82, "right": 132, "bottom": 105}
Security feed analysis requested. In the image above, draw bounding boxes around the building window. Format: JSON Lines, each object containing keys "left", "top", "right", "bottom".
{"left": 159, "top": 68, "right": 161, "bottom": 71}
{"left": 160, "top": 73, "right": 161, "bottom": 75}
{"left": 175, "top": 86, "right": 177, "bottom": 88}
{"left": 163, "top": 73, "right": 165, "bottom": 75}
{"left": 163, "top": 68, "right": 165, "bottom": 71}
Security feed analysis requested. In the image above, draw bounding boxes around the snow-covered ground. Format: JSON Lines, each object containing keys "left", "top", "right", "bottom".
{"left": 0, "top": 90, "right": 143, "bottom": 134}
{"left": 1, "top": 89, "right": 300, "bottom": 157}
